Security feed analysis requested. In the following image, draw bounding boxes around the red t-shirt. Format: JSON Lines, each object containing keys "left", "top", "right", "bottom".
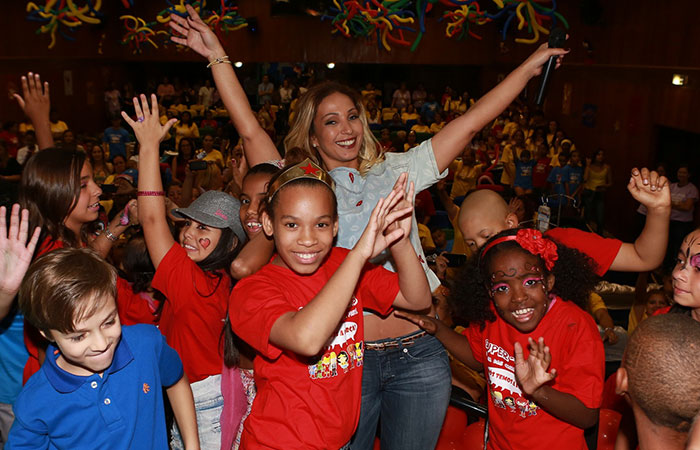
{"left": 545, "top": 227, "right": 622, "bottom": 276}
{"left": 115, "top": 277, "right": 159, "bottom": 326}
{"left": 532, "top": 158, "right": 552, "bottom": 188}
{"left": 230, "top": 247, "right": 398, "bottom": 450}
{"left": 151, "top": 243, "right": 230, "bottom": 382}
{"left": 463, "top": 297, "right": 604, "bottom": 450}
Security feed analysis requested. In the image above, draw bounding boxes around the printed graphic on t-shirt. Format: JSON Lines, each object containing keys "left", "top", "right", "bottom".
{"left": 308, "top": 297, "right": 364, "bottom": 380}
{"left": 485, "top": 339, "right": 540, "bottom": 418}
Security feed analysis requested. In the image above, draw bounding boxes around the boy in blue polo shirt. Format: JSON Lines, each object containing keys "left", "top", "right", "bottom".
{"left": 7, "top": 248, "right": 200, "bottom": 450}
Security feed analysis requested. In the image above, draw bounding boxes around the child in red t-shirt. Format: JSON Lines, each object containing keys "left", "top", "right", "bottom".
{"left": 123, "top": 94, "right": 248, "bottom": 449}
{"left": 229, "top": 159, "right": 432, "bottom": 449}
{"left": 399, "top": 228, "right": 605, "bottom": 450}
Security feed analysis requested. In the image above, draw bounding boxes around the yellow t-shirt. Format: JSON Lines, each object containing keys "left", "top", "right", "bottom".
{"left": 499, "top": 144, "right": 523, "bottom": 186}
{"left": 587, "top": 292, "right": 607, "bottom": 315}
{"left": 202, "top": 149, "right": 224, "bottom": 169}
{"left": 430, "top": 122, "right": 445, "bottom": 134}
{"left": 418, "top": 223, "right": 435, "bottom": 251}
{"left": 411, "top": 124, "right": 431, "bottom": 134}
{"left": 449, "top": 161, "right": 482, "bottom": 199}
{"left": 401, "top": 112, "right": 420, "bottom": 123}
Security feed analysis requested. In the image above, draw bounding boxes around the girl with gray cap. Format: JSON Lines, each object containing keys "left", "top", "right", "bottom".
{"left": 122, "top": 94, "right": 247, "bottom": 449}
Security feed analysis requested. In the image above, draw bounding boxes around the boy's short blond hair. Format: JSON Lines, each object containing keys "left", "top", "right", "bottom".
{"left": 19, "top": 248, "right": 117, "bottom": 335}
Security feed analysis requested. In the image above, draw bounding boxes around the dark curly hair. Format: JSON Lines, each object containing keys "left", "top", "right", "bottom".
{"left": 449, "top": 228, "right": 600, "bottom": 330}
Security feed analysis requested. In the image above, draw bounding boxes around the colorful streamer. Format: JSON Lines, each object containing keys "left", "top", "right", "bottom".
{"left": 321, "top": 1, "right": 417, "bottom": 52}
{"left": 26, "top": 0, "right": 103, "bottom": 49}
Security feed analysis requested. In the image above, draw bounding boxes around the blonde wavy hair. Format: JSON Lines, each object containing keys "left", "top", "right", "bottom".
{"left": 284, "top": 82, "right": 384, "bottom": 176}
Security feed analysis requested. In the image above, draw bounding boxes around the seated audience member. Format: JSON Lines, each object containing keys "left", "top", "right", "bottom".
{"left": 103, "top": 117, "right": 133, "bottom": 161}
{"left": 16, "top": 131, "right": 38, "bottom": 166}
{"left": 430, "top": 112, "right": 446, "bottom": 134}
{"left": 8, "top": 248, "right": 198, "bottom": 449}
{"left": 410, "top": 116, "right": 431, "bottom": 134}
{"left": 513, "top": 149, "right": 536, "bottom": 196}
{"left": 615, "top": 314, "right": 700, "bottom": 450}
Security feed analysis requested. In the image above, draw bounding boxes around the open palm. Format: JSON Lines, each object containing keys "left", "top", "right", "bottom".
{"left": 169, "top": 5, "right": 224, "bottom": 60}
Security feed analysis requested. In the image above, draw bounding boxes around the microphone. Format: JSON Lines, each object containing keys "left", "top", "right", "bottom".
{"left": 535, "top": 28, "right": 567, "bottom": 106}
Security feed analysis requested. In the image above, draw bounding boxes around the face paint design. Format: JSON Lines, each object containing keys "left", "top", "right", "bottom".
{"left": 199, "top": 238, "right": 211, "bottom": 249}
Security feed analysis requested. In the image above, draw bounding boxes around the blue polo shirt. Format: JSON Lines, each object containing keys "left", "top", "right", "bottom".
{"left": 7, "top": 324, "right": 183, "bottom": 450}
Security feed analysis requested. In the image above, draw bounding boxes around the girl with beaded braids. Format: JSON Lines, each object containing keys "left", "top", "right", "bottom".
{"left": 168, "top": 5, "right": 568, "bottom": 448}
{"left": 397, "top": 228, "right": 605, "bottom": 450}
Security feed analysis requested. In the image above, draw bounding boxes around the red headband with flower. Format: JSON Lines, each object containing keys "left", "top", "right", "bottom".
{"left": 481, "top": 229, "right": 559, "bottom": 270}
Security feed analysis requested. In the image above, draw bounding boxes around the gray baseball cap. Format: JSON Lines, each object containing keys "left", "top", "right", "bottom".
{"left": 173, "top": 191, "right": 246, "bottom": 244}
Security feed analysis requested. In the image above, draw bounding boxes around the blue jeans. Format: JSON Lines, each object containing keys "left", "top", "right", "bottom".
{"left": 350, "top": 332, "right": 452, "bottom": 450}
{"left": 170, "top": 374, "right": 223, "bottom": 450}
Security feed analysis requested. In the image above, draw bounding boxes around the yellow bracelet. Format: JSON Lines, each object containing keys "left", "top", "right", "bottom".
{"left": 207, "top": 56, "right": 231, "bottom": 68}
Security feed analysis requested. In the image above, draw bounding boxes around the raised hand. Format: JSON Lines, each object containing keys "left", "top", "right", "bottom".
{"left": 628, "top": 167, "right": 671, "bottom": 210}
{"left": 352, "top": 187, "right": 412, "bottom": 261}
{"left": 0, "top": 204, "right": 41, "bottom": 315}
{"left": 393, "top": 310, "right": 440, "bottom": 335}
{"left": 169, "top": 4, "right": 225, "bottom": 61}
{"left": 13, "top": 72, "right": 50, "bottom": 123}
{"left": 385, "top": 174, "right": 415, "bottom": 248}
{"left": 514, "top": 337, "right": 557, "bottom": 395}
{"left": 121, "top": 94, "right": 177, "bottom": 151}
{"left": 522, "top": 40, "right": 569, "bottom": 77}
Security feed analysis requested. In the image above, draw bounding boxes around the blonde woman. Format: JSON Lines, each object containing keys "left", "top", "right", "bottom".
{"left": 170, "top": 5, "right": 567, "bottom": 449}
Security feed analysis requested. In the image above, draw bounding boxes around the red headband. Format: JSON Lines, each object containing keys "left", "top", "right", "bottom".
{"left": 481, "top": 229, "right": 559, "bottom": 270}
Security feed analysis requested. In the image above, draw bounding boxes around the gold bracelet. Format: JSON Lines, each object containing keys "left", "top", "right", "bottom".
{"left": 207, "top": 56, "right": 231, "bottom": 68}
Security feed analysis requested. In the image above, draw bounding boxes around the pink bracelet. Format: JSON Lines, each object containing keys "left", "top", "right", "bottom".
{"left": 137, "top": 191, "right": 165, "bottom": 197}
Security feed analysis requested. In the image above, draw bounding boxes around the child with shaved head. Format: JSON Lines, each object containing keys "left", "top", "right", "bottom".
{"left": 615, "top": 314, "right": 700, "bottom": 449}
{"left": 458, "top": 168, "right": 670, "bottom": 275}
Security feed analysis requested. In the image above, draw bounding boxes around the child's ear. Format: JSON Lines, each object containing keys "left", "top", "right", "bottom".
{"left": 615, "top": 367, "right": 629, "bottom": 399}
{"left": 505, "top": 212, "right": 519, "bottom": 229}
{"left": 545, "top": 273, "right": 555, "bottom": 292}
{"left": 261, "top": 211, "right": 274, "bottom": 237}
{"left": 332, "top": 218, "right": 339, "bottom": 237}
{"left": 39, "top": 330, "right": 54, "bottom": 343}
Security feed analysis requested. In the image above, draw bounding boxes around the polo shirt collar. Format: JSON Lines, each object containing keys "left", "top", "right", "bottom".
{"left": 43, "top": 335, "right": 134, "bottom": 393}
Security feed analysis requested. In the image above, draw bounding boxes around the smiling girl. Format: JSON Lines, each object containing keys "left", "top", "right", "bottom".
{"left": 398, "top": 228, "right": 604, "bottom": 450}
{"left": 229, "top": 160, "right": 431, "bottom": 449}
{"left": 123, "top": 94, "right": 247, "bottom": 449}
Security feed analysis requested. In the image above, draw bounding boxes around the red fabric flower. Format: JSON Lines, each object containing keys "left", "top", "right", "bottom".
{"left": 515, "top": 229, "right": 559, "bottom": 270}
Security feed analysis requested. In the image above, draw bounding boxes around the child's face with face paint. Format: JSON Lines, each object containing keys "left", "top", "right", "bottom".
{"left": 487, "top": 248, "right": 555, "bottom": 333}
{"left": 672, "top": 229, "right": 700, "bottom": 315}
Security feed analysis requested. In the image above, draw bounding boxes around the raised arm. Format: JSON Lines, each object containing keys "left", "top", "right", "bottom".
{"left": 122, "top": 94, "right": 178, "bottom": 268}
{"left": 0, "top": 204, "right": 40, "bottom": 320}
{"left": 169, "top": 5, "right": 280, "bottom": 166}
{"left": 13, "top": 73, "right": 54, "bottom": 150}
{"left": 611, "top": 168, "right": 671, "bottom": 271}
{"left": 432, "top": 44, "right": 568, "bottom": 173}
{"left": 269, "top": 186, "right": 411, "bottom": 357}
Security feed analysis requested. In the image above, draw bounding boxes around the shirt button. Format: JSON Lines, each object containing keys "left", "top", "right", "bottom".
{"left": 91, "top": 381, "right": 98, "bottom": 389}
{"left": 104, "top": 398, "right": 111, "bottom": 405}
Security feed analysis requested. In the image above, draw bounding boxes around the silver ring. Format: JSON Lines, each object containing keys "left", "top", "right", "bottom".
{"left": 137, "top": 116, "right": 145, "bottom": 123}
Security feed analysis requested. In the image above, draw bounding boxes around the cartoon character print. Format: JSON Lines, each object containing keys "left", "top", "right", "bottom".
{"left": 492, "top": 391, "right": 506, "bottom": 409}
{"left": 337, "top": 351, "right": 350, "bottom": 372}
{"left": 528, "top": 400, "right": 539, "bottom": 416}
{"left": 504, "top": 397, "right": 516, "bottom": 412}
{"left": 353, "top": 342, "right": 363, "bottom": 366}
{"left": 515, "top": 398, "right": 529, "bottom": 418}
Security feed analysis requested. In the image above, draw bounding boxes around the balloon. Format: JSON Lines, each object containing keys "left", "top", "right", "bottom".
{"left": 26, "top": 0, "right": 103, "bottom": 49}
